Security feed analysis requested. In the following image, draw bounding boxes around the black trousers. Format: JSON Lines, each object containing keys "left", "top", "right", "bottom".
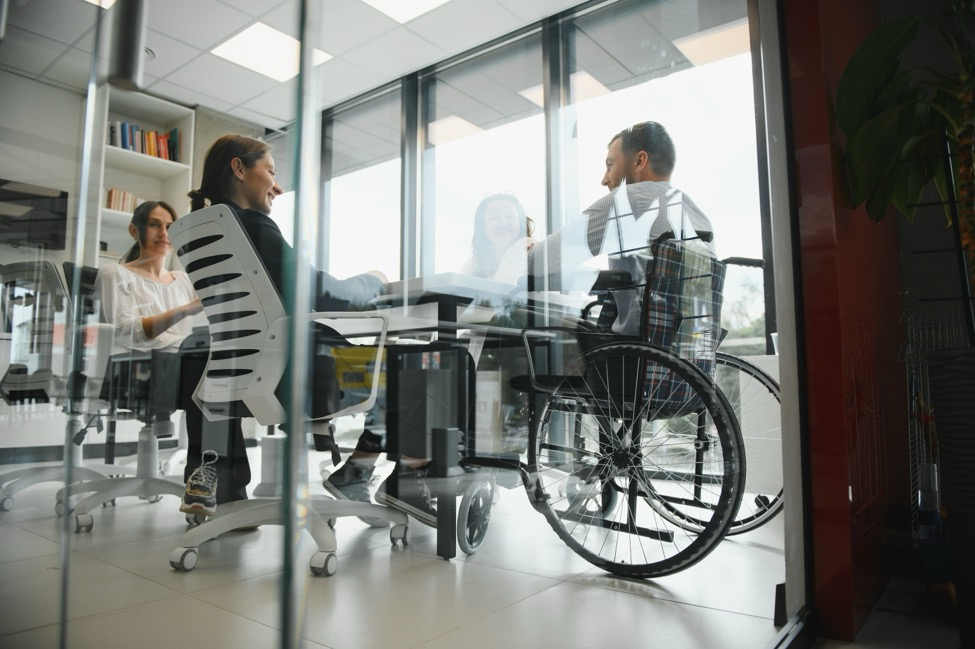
{"left": 178, "top": 348, "right": 250, "bottom": 503}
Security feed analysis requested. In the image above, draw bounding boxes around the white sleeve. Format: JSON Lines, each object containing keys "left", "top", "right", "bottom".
{"left": 95, "top": 266, "right": 150, "bottom": 348}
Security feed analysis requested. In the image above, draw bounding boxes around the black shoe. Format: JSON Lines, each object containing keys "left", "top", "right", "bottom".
{"left": 323, "top": 459, "right": 374, "bottom": 502}
{"left": 376, "top": 466, "right": 437, "bottom": 527}
{"left": 323, "top": 459, "right": 389, "bottom": 528}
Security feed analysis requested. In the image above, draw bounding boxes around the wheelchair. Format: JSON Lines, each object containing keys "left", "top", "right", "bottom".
{"left": 512, "top": 237, "right": 748, "bottom": 578}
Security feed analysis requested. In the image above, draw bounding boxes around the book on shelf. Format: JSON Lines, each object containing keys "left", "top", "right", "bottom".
{"left": 106, "top": 119, "right": 180, "bottom": 163}
{"left": 104, "top": 187, "right": 145, "bottom": 214}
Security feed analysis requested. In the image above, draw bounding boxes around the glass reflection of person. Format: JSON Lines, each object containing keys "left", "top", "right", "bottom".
{"left": 187, "top": 134, "right": 389, "bottom": 520}
{"left": 460, "top": 192, "right": 537, "bottom": 284}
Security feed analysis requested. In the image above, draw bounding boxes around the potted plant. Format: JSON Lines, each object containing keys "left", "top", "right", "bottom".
{"left": 834, "top": 3, "right": 974, "bottom": 642}
{"left": 835, "top": 0, "right": 974, "bottom": 295}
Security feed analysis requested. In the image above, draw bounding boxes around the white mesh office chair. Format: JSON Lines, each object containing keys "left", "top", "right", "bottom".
{"left": 0, "top": 260, "right": 135, "bottom": 513}
{"left": 167, "top": 204, "right": 407, "bottom": 576}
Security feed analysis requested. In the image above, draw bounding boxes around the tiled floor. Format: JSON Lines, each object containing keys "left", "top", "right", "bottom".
{"left": 0, "top": 449, "right": 959, "bottom": 649}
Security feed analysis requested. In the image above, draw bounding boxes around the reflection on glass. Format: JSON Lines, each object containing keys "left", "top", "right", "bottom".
{"left": 325, "top": 90, "right": 403, "bottom": 281}
{"left": 423, "top": 33, "right": 546, "bottom": 278}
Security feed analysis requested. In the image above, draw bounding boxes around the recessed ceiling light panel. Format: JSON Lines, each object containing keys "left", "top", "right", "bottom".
{"left": 212, "top": 23, "right": 332, "bottom": 82}
{"left": 361, "top": 0, "right": 451, "bottom": 23}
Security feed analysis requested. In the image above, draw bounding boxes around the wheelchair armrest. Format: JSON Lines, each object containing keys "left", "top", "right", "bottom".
{"left": 589, "top": 269, "right": 633, "bottom": 292}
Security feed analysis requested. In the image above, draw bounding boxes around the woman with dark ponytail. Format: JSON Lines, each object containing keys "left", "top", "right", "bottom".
{"left": 184, "top": 133, "right": 391, "bottom": 520}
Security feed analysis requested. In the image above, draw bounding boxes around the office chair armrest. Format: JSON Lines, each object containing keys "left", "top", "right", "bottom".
{"left": 308, "top": 311, "right": 389, "bottom": 420}
{"left": 51, "top": 323, "right": 117, "bottom": 407}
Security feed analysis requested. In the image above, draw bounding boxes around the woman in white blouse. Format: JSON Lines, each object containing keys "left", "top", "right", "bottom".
{"left": 95, "top": 201, "right": 249, "bottom": 514}
{"left": 95, "top": 200, "right": 201, "bottom": 351}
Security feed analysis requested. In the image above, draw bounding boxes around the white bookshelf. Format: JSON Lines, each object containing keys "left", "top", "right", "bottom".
{"left": 92, "top": 85, "right": 194, "bottom": 263}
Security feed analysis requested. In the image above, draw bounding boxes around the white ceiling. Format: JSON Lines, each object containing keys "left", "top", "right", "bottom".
{"left": 0, "top": 0, "right": 589, "bottom": 131}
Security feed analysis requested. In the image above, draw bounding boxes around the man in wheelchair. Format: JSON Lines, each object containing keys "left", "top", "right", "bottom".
{"left": 526, "top": 120, "right": 716, "bottom": 336}
{"left": 505, "top": 122, "right": 741, "bottom": 580}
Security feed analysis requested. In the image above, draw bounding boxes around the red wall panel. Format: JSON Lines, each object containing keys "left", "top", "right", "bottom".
{"left": 780, "top": 0, "right": 910, "bottom": 640}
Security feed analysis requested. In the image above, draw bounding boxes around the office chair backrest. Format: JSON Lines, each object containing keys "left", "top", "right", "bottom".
{"left": 168, "top": 204, "right": 289, "bottom": 425}
{"left": 0, "top": 261, "right": 66, "bottom": 404}
{"left": 63, "top": 261, "right": 100, "bottom": 322}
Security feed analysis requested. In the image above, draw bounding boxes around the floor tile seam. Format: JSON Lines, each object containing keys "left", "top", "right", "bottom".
{"left": 600, "top": 585, "right": 778, "bottom": 622}
{"left": 1, "top": 589, "right": 185, "bottom": 635}
{"left": 375, "top": 544, "right": 582, "bottom": 583}
{"left": 0, "top": 620, "right": 61, "bottom": 640}
{"left": 370, "top": 580, "right": 572, "bottom": 649}
{"left": 61, "top": 548, "right": 190, "bottom": 596}
{"left": 180, "top": 588, "right": 287, "bottom": 631}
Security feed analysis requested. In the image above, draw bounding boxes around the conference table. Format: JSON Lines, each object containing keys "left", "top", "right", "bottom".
{"left": 323, "top": 272, "right": 591, "bottom": 559}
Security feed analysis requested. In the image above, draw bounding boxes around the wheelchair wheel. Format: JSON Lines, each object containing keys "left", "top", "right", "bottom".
{"left": 526, "top": 341, "right": 744, "bottom": 579}
{"left": 714, "top": 353, "right": 783, "bottom": 534}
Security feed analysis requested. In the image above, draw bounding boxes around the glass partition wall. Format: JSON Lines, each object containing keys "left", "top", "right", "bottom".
{"left": 0, "top": 0, "right": 795, "bottom": 647}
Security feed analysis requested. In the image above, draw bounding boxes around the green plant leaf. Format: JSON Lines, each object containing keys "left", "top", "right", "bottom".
{"left": 836, "top": 18, "right": 919, "bottom": 138}
{"left": 846, "top": 102, "right": 919, "bottom": 204}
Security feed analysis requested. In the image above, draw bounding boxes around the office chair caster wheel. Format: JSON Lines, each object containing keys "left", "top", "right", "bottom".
{"left": 144, "top": 494, "right": 163, "bottom": 504}
{"left": 101, "top": 498, "right": 116, "bottom": 508}
{"left": 54, "top": 500, "right": 72, "bottom": 517}
{"left": 390, "top": 523, "right": 410, "bottom": 546}
{"left": 74, "top": 513, "right": 93, "bottom": 533}
{"left": 327, "top": 518, "right": 336, "bottom": 530}
{"left": 170, "top": 547, "right": 198, "bottom": 571}
{"left": 185, "top": 514, "right": 206, "bottom": 526}
{"left": 457, "top": 480, "right": 493, "bottom": 555}
{"left": 310, "top": 551, "right": 337, "bottom": 576}
{"left": 1, "top": 495, "right": 13, "bottom": 511}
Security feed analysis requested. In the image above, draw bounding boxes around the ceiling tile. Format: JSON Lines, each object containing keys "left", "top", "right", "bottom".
{"left": 0, "top": 27, "right": 65, "bottom": 76}
{"left": 144, "top": 30, "right": 205, "bottom": 79}
{"left": 495, "top": 0, "right": 584, "bottom": 23}
{"left": 261, "top": 0, "right": 398, "bottom": 55}
{"left": 240, "top": 82, "right": 298, "bottom": 124}
{"left": 42, "top": 48, "right": 98, "bottom": 91}
{"left": 314, "top": 58, "right": 386, "bottom": 108}
{"left": 145, "top": 79, "right": 234, "bottom": 113}
{"left": 147, "top": 0, "right": 253, "bottom": 50}
{"left": 225, "top": 106, "right": 290, "bottom": 132}
{"left": 163, "top": 53, "right": 279, "bottom": 107}
{"left": 7, "top": 0, "right": 101, "bottom": 46}
{"left": 407, "top": 0, "right": 522, "bottom": 54}
{"left": 216, "top": 0, "right": 289, "bottom": 19}
{"left": 319, "top": 0, "right": 400, "bottom": 54}
{"left": 342, "top": 27, "right": 446, "bottom": 80}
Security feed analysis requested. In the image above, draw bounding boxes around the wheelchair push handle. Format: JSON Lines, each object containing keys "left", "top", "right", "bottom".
{"left": 720, "top": 256, "right": 764, "bottom": 269}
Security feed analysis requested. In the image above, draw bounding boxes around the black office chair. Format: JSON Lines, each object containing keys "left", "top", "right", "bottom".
{"left": 0, "top": 261, "right": 134, "bottom": 513}
{"left": 55, "top": 262, "right": 186, "bottom": 532}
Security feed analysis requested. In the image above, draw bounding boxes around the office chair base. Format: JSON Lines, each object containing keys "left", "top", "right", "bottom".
{"left": 1, "top": 463, "right": 137, "bottom": 512}
{"left": 170, "top": 497, "right": 409, "bottom": 575}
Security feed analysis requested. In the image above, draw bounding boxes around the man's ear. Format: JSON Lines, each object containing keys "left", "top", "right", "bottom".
{"left": 633, "top": 150, "right": 649, "bottom": 173}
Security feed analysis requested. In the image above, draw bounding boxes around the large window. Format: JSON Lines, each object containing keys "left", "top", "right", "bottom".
{"left": 323, "top": 90, "right": 403, "bottom": 281}
{"left": 566, "top": 0, "right": 765, "bottom": 350}
{"left": 421, "top": 34, "right": 546, "bottom": 277}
